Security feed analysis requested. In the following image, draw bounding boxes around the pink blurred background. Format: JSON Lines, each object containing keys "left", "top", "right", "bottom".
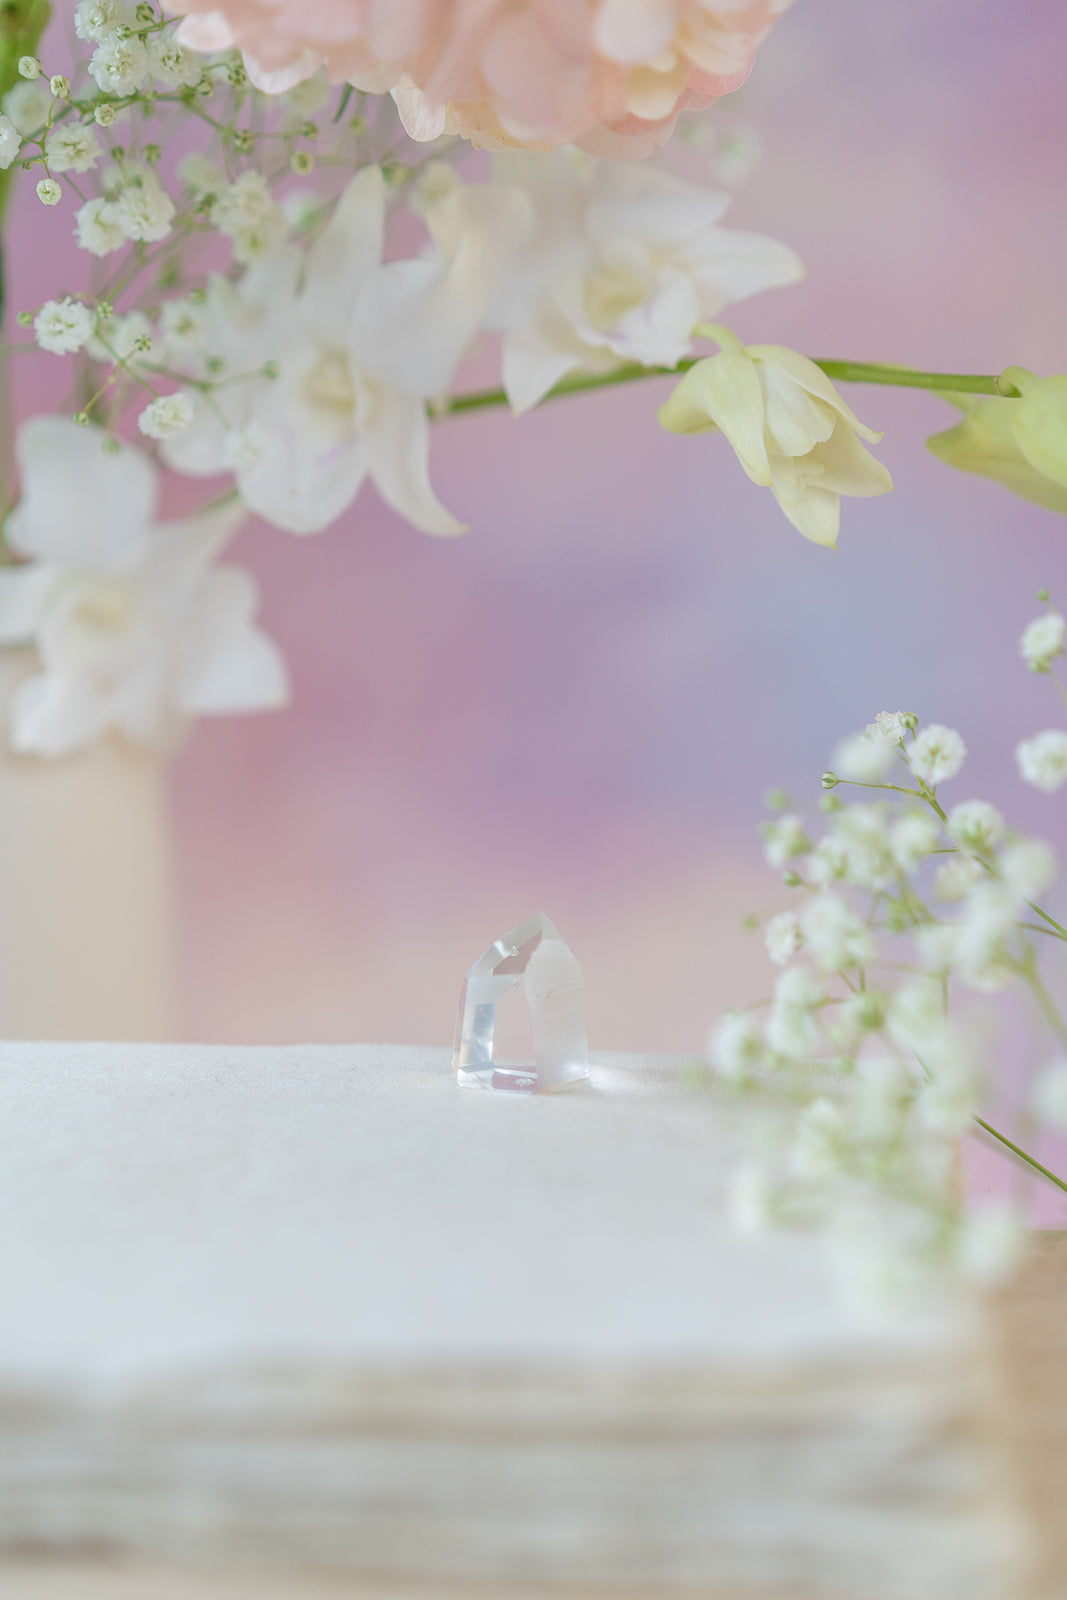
{"left": 10, "top": 1, "right": 1067, "bottom": 1209}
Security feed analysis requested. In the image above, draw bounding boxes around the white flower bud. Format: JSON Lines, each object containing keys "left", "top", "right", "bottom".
{"left": 36, "top": 178, "right": 62, "bottom": 206}
{"left": 18, "top": 56, "right": 42, "bottom": 81}
{"left": 49, "top": 75, "right": 71, "bottom": 98}
{"left": 1017, "top": 729, "right": 1067, "bottom": 794}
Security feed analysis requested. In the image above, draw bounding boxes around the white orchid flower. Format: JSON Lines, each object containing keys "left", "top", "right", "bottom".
{"left": 659, "top": 328, "right": 893, "bottom": 546}
{"left": 0, "top": 417, "right": 288, "bottom": 756}
{"left": 163, "top": 166, "right": 531, "bottom": 536}
{"left": 431, "top": 150, "right": 803, "bottom": 414}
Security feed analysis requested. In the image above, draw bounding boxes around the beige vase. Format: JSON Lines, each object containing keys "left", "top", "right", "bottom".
{"left": 0, "top": 651, "right": 176, "bottom": 1040}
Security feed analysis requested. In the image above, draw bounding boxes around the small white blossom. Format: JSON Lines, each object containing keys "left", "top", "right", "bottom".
{"left": 160, "top": 297, "right": 209, "bottom": 352}
{"left": 2, "top": 79, "right": 51, "bottom": 136}
{"left": 764, "top": 910, "right": 804, "bottom": 966}
{"left": 113, "top": 173, "right": 175, "bottom": 242}
{"left": 1032, "top": 1062, "right": 1067, "bottom": 1130}
{"left": 75, "top": 0, "right": 134, "bottom": 41}
{"left": 214, "top": 170, "right": 287, "bottom": 263}
{"left": 90, "top": 34, "right": 150, "bottom": 95}
{"left": 708, "top": 1011, "right": 763, "bottom": 1084}
{"left": 790, "top": 1098, "right": 849, "bottom": 1182}
{"left": 146, "top": 30, "right": 203, "bottom": 89}
{"left": 1017, "top": 729, "right": 1067, "bottom": 794}
{"left": 1000, "top": 838, "right": 1056, "bottom": 900}
{"left": 910, "top": 723, "right": 966, "bottom": 786}
{"left": 886, "top": 979, "right": 944, "bottom": 1050}
{"left": 1020, "top": 611, "right": 1065, "bottom": 672}
{"left": 34, "top": 297, "right": 94, "bottom": 355}
{"left": 45, "top": 124, "right": 102, "bottom": 174}
{"left": 0, "top": 114, "right": 22, "bottom": 170}
{"left": 954, "top": 885, "right": 1019, "bottom": 991}
{"left": 947, "top": 800, "right": 1005, "bottom": 854}
{"left": 89, "top": 309, "right": 152, "bottom": 366}
{"left": 801, "top": 894, "right": 875, "bottom": 972}
{"left": 177, "top": 152, "right": 223, "bottom": 195}
{"left": 767, "top": 965, "right": 825, "bottom": 1057}
{"left": 914, "top": 922, "right": 962, "bottom": 974}
{"left": 75, "top": 197, "right": 127, "bottom": 256}
{"left": 830, "top": 805, "right": 896, "bottom": 891}
{"left": 94, "top": 103, "right": 118, "bottom": 128}
{"left": 36, "top": 178, "right": 62, "bottom": 206}
{"left": 891, "top": 811, "right": 940, "bottom": 874}
{"left": 850, "top": 1055, "right": 911, "bottom": 1143}
{"left": 833, "top": 730, "right": 896, "bottom": 783}
{"left": 806, "top": 832, "right": 850, "bottom": 888}
{"left": 915, "top": 1027, "right": 981, "bottom": 1134}
{"left": 761, "top": 813, "right": 809, "bottom": 869}
{"left": 867, "top": 710, "right": 915, "bottom": 744}
{"left": 138, "top": 392, "right": 195, "bottom": 440}
{"left": 934, "top": 854, "right": 984, "bottom": 901}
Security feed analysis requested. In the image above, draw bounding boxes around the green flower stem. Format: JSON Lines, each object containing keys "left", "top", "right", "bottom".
{"left": 438, "top": 357, "right": 1021, "bottom": 420}
{"left": 972, "top": 1115, "right": 1067, "bottom": 1198}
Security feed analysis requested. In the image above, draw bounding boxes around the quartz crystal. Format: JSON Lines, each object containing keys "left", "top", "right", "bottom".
{"left": 453, "top": 913, "right": 589, "bottom": 1093}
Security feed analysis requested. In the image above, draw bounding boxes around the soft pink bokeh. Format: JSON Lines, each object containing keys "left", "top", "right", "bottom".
{"left": 9, "top": 0, "right": 1067, "bottom": 1216}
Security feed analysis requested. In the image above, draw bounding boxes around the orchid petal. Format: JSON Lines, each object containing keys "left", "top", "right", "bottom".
{"left": 6, "top": 419, "right": 156, "bottom": 572}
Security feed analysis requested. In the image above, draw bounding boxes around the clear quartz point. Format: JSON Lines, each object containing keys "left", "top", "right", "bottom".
{"left": 453, "top": 912, "right": 589, "bottom": 1093}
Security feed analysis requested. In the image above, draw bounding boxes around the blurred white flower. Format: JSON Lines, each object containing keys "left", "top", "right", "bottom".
{"left": 0, "top": 113, "right": 22, "bottom": 170}
{"left": 146, "top": 29, "right": 203, "bottom": 89}
{"left": 113, "top": 171, "right": 176, "bottom": 243}
{"left": 910, "top": 723, "right": 966, "bottom": 786}
{"left": 163, "top": 167, "right": 529, "bottom": 537}
{"left": 801, "top": 894, "right": 875, "bottom": 972}
{"left": 1017, "top": 729, "right": 1067, "bottom": 793}
{"left": 764, "top": 910, "right": 803, "bottom": 966}
{"left": 214, "top": 170, "right": 287, "bottom": 265}
{"left": 867, "top": 710, "right": 914, "bottom": 744}
{"left": 707, "top": 1011, "right": 763, "bottom": 1084}
{"left": 1020, "top": 611, "right": 1065, "bottom": 672}
{"left": 0, "top": 417, "right": 288, "bottom": 755}
{"left": 1032, "top": 1061, "right": 1067, "bottom": 1130}
{"left": 75, "top": 196, "right": 127, "bottom": 257}
{"left": 886, "top": 978, "right": 944, "bottom": 1050}
{"left": 1000, "top": 838, "right": 1056, "bottom": 900}
{"left": 790, "top": 1097, "right": 848, "bottom": 1182}
{"left": 468, "top": 150, "right": 803, "bottom": 414}
{"left": 34, "top": 298, "right": 94, "bottom": 355}
{"left": 75, "top": 0, "right": 133, "bottom": 41}
{"left": 891, "top": 811, "right": 940, "bottom": 873}
{"left": 934, "top": 854, "right": 983, "bottom": 901}
{"left": 767, "top": 964, "right": 825, "bottom": 1057}
{"left": 956, "top": 1204, "right": 1025, "bottom": 1285}
{"left": 760, "top": 812, "right": 809, "bottom": 868}
{"left": 2, "top": 79, "right": 50, "bottom": 135}
{"left": 914, "top": 1025, "right": 981, "bottom": 1134}
{"left": 947, "top": 799, "right": 1005, "bottom": 854}
{"left": 90, "top": 33, "right": 149, "bottom": 94}
{"left": 833, "top": 730, "right": 896, "bottom": 783}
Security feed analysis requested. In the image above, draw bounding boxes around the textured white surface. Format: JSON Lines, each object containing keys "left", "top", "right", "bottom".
{"left": 0, "top": 1042, "right": 962, "bottom": 1389}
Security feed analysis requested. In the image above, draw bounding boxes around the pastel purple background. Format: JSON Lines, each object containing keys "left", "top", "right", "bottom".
{"left": 12, "top": 2, "right": 1067, "bottom": 1213}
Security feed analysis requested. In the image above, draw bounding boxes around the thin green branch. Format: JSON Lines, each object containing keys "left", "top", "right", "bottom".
{"left": 437, "top": 357, "right": 1020, "bottom": 420}
{"left": 973, "top": 1116, "right": 1067, "bottom": 1198}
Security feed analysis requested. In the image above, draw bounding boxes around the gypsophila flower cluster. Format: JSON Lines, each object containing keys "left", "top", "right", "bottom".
{"left": 706, "top": 616, "right": 1067, "bottom": 1303}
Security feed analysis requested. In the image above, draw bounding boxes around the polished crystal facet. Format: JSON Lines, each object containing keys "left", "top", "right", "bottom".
{"left": 453, "top": 912, "right": 589, "bottom": 1093}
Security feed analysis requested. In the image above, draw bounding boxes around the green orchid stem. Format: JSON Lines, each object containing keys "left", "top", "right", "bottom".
{"left": 440, "top": 358, "right": 1019, "bottom": 419}
{"left": 973, "top": 1115, "right": 1067, "bottom": 1198}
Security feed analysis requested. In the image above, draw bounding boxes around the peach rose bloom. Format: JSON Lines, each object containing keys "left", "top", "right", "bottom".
{"left": 173, "top": 0, "right": 793, "bottom": 158}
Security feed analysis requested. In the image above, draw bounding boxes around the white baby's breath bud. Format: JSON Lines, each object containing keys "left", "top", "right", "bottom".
{"left": 49, "top": 75, "right": 71, "bottom": 98}
{"left": 75, "top": 0, "right": 134, "bottom": 42}
{"left": 137, "top": 392, "right": 194, "bottom": 440}
{"left": 34, "top": 297, "right": 94, "bottom": 355}
{"left": 0, "top": 115, "right": 21, "bottom": 171}
{"left": 910, "top": 724, "right": 966, "bottom": 787}
{"left": 800, "top": 894, "right": 875, "bottom": 972}
{"left": 75, "top": 196, "right": 126, "bottom": 256}
{"left": 1020, "top": 612, "right": 1065, "bottom": 672}
{"left": 1000, "top": 838, "right": 1056, "bottom": 900}
{"left": 832, "top": 731, "right": 896, "bottom": 784}
{"left": 18, "top": 56, "right": 42, "bottom": 81}
{"left": 764, "top": 911, "right": 803, "bottom": 967}
{"left": 46, "top": 124, "right": 102, "bottom": 174}
{"left": 891, "top": 811, "right": 940, "bottom": 874}
{"left": 1017, "top": 729, "right": 1067, "bottom": 794}
{"left": 947, "top": 800, "right": 1005, "bottom": 853}
{"left": 761, "top": 813, "right": 809, "bottom": 869}
{"left": 93, "top": 103, "right": 118, "bottom": 128}
{"left": 1032, "top": 1061, "right": 1067, "bottom": 1130}
{"left": 36, "top": 177, "right": 62, "bottom": 206}
{"left": 290, "top": 150, "right": 314, "bottom": 175}
{"left": 707, "top": 1011, "right": 763, "bottom": 1084}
